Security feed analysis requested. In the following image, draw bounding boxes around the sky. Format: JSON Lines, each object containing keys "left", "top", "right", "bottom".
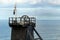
{"left": 0, "top": 0, "right": 60, "bottom": 20}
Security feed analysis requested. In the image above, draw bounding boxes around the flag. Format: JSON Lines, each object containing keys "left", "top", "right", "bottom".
{"left": 13, "top": 4, "right": 16, "bottom": 15}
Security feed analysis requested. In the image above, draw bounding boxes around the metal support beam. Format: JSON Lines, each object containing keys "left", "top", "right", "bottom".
{"left": 33, "top": 28, "right": 43, "bottom": 40}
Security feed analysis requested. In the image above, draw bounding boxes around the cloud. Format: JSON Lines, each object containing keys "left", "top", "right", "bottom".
{"left": 0, "top": 0, "right": 42, "bottom": 5}
{"left": 28, "top": 0, "right": 42, "bottom": 4}
{"left": 0, "top": 0, "right": 60, "bottom": 8}
{"left": 14, "top": 0, "right": 28, "bottom": 4}
{"left": 47, "top": 0, "right": 60, "bottom": 5}
{"left": 0, "top": 0, "right": 12, "bottom": 4}
{"left": 0, "top": 0, "right": 60, "bottom": 5}
{"left": 0, "top": 0, "right": 27, "bottom": 4}
{"left": 0, "top": 7, "right": 60, "bottom": 20}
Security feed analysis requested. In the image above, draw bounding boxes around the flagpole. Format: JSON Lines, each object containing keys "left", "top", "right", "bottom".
{"left": 13, "top": 2, "right": 17, "bottom": 18}
{"left": 15, "top": 3, "right": 17, "bottom": 18}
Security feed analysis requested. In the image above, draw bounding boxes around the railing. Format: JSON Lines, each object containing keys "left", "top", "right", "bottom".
{"left": 9, "top": 17, "right": 36, "bottom": 26}
{"left": 9, "top": 17, "right": 20, "bottom": 25}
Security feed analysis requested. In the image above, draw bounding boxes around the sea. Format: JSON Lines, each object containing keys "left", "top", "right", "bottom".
{"left": 0, "top": 20, "right": 60, "bottom": 40}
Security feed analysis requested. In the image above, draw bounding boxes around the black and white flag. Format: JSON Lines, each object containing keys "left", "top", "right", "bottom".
{"left": 13, "top": 4, "right": 16, "bottom": 15}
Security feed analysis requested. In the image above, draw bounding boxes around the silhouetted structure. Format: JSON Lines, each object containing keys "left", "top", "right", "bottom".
{"left": 9, "top": 2, "right": 43, "bottom": 40}
{"left": 9, "top": 15, "right": 43, "bottom": 40}
{"left": 9, "top": 15, "right": 42, "bottom": 40}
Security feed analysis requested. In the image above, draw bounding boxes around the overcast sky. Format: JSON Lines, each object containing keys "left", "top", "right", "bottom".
{"left": 0, "top": 0, "right": 60, "bottom": 20}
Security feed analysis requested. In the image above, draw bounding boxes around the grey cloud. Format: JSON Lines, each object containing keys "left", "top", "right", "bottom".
{"left": 0, "top": 0, "right": 60, "bottom": 8}
{"left": 15, "top": 8, "right": 60, "bottom": 17}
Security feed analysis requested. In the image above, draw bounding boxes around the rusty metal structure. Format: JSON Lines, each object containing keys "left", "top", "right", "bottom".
{"left": 9, "top": 15, "right": 43, "bottom": 40}
{"left": 9, "top": 3, "right": 43, "bottom": 40}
